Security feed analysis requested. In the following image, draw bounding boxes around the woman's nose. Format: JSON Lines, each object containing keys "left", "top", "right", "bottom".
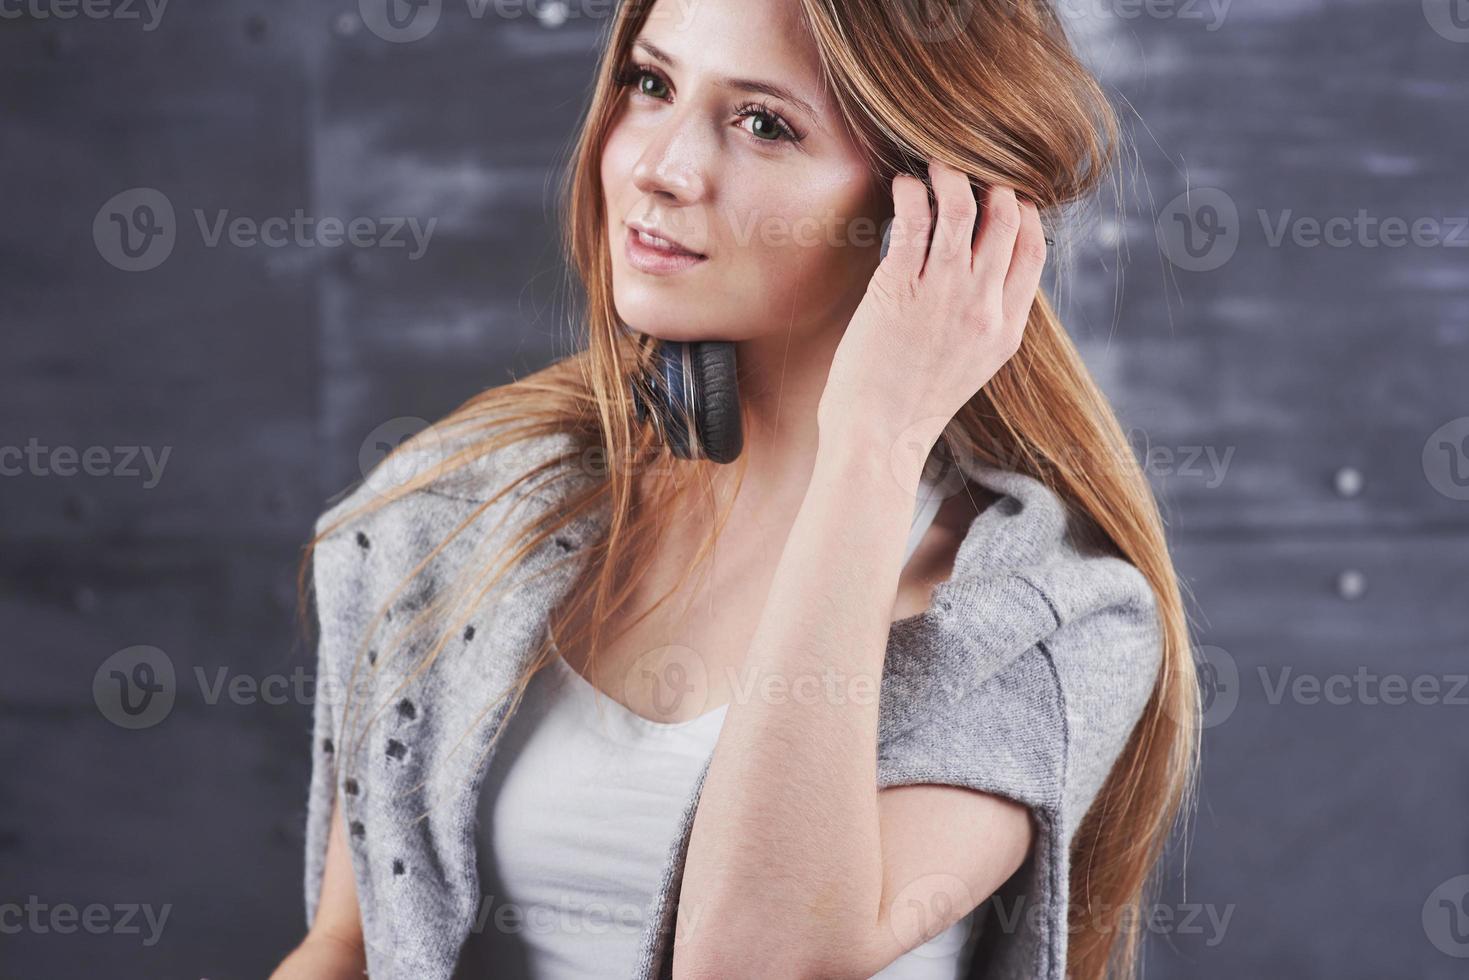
{"left": 630, "top": 107, "right": 711, "bottom": 204}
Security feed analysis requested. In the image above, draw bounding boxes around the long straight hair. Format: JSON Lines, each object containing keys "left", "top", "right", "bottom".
{"left": 298, "top": 2, "right": 1200, "bottom": 977}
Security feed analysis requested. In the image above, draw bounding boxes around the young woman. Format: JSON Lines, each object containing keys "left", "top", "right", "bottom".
{"left": 272, "top": 1, "right": 1199, "bottom": 978}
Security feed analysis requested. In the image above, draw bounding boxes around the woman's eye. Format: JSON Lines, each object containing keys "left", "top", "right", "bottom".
{"left": 734, "top": 104, "right": 805, "bottom": 145}
{"left": 616, "top": 64, "right": 802, "bottom": 146}
{"left": 618, "top": 65, "right": 669, "bottom": 101}
{"left": 738, "top": 107, "right": 798, "bottom": 144}
{"left": 633, "top": 69, "right": 668, "bottom": 100}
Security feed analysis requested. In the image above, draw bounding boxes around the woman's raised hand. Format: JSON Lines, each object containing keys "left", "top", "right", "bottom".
{"left": 818, "top": 157, "right": 1048, "bottom": 456}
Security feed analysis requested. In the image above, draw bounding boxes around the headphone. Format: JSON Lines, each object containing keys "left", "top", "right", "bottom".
{"left": 623, "top": 209, "right": 1047, "bottom": 464}
{"left": 622, "top": 220, "right": 898, "bottom": 466}
{"left": 626, "top": 334, "right": 743, "bottom": 464}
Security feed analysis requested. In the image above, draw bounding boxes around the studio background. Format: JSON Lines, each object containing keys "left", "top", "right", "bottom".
{"left": 3, "top": 1, "right": 1466, "bottom": 977}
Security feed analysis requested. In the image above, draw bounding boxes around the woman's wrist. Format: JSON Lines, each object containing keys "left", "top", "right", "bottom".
{"left": 810, "top": 417, "right": 934, "bottom": 502}
{"left": 816, "top": 412, "right": 940, "bottom": 496}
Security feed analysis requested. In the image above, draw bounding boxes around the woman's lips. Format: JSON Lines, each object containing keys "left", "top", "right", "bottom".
{"left": 625, "top": 226, "right": 708, "bottom": 275}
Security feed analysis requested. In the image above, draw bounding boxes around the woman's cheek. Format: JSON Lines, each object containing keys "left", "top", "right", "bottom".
{"left": 725, "top": 242, "right": 817, "bottom": 326}
{"left": 599, "top": 125, "right": 641, "bottom": 201}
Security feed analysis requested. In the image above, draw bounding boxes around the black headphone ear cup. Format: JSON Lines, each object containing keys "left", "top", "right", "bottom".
{"left": 690, "top": 341, "right": 742, "bottom": 465}
{"left": 629, "top": 374, "right": 649, "bottom": 424}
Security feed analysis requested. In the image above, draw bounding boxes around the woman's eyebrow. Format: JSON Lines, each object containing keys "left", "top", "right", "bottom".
{"left": 633, "top": 38, "right": 820, "bottom": 122}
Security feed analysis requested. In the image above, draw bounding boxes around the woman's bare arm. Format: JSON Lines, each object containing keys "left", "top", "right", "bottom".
{"left": 270, "top": 799, "right": 367, "bottom": 980}
{"left": 673, "top": 433, "right": 1033, "bottom": 979}
{"left": 673, "top": 170, "right": 1049, "bottom": 979}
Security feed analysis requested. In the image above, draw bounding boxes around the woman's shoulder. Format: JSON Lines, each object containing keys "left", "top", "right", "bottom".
{"left": 312, "top": 421, "right": 584, "bottom": 545}
{"left": 885, "top": 461, "right": 1164, "bottom": 828}
{"left": 919, "top": 459, "right": 1163, "bottom": 745}
{"left": 941, "top": 459, "right": 1158, "bottom": 629}
{"left": 306, "top": 423, "right": 594, "bottom": 649}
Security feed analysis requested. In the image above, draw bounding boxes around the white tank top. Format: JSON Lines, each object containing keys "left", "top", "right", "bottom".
{"left": 459, "top": 473, "right": 977, "bottom": 979}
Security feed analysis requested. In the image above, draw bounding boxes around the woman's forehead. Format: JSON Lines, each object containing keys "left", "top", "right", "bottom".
{"left": 634, "top": 0, "right": 829, "bottom": 106}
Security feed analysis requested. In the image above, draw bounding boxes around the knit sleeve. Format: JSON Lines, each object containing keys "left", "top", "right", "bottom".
{"left": 300, "top": 421, "right": 487, "bottom": 928}
{"left": 303, "top": 509, "right": 347, "bottom": 929}
{"left": 876, "top": 572, "right": 1069, "bottom": 811}
{"left": 301, "top": 487, "right": 385, "bottom": 930}
{"left": 874, "top": 559, "right": 1164, "bottom": 980}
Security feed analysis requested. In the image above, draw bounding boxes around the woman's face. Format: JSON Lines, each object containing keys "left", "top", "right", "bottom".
{"left": 601, "top": 0, "right": 886, "bottom": 346}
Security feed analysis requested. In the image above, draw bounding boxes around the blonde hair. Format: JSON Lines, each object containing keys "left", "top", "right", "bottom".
{"left": 298, "top": 2, "right": 1200, "bottom": 977}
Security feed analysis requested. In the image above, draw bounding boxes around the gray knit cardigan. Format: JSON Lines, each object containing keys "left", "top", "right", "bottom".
{"left": 301, "top": 426, "right": 1163, "bottom": 979}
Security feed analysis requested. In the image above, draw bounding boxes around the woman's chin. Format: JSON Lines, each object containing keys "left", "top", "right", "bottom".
{"left": 623, "top": 325, "right": 713, "bottom": 344}
{"left": 612, "top": 302, "right": 736, "bottom": 344}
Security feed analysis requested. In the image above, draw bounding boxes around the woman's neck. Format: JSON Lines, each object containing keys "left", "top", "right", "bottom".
{"left": 700, "top": 323, "right": 843, "bottom": 514}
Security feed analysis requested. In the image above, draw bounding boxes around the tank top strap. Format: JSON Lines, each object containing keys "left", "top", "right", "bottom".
{"left": 902, "top": 471, "right": 945, "bottom": 568}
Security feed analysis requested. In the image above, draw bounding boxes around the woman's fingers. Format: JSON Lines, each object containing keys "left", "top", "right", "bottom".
{"left": 972, "top": 183, "right": 1023, "bottom": 296}
{"left": 925, "top": 158, "right": 978, "bottom": 273}
{"left": 880, "top": 159, "right": 1045, "bottom": 348}
{"left": 1001, "top": 200, "right": 1049, "bottom": 336}
{"left": 883, "top": 173, "right": 934, "bottom": 278}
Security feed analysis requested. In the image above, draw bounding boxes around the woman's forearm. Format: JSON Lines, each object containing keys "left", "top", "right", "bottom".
{"left": 674, "top": 420, "right": 933, "bottom": 979}
{"left": 269, "top": 931, "right": 366, "bottom": 980}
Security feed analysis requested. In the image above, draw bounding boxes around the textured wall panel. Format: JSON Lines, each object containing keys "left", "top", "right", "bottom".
{"left": 3, "top": 1, "right": 1464, "bottom": 977}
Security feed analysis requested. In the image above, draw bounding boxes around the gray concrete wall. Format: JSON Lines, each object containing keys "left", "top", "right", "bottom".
{"left": 2, "top": 1, "right": 1465, "bottom": 977}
